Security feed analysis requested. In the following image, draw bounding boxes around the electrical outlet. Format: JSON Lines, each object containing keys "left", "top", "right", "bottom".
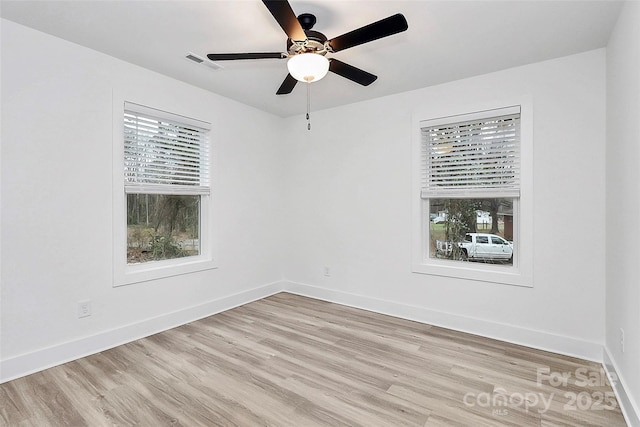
{"left": 323, "top": 266, "right": 331, "bottom": 277}
{"left": 620, "top": 328, "right": 625, "bottom": 353}
{"left": 78, "top": 300, "right": 91, "bottom": 318}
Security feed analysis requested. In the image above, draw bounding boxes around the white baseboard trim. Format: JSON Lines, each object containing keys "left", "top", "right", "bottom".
{"left": 282, "top": 281, "right": 604, "bottom": 362}
{"left": 603, "top": 347, "right": 640, "bottom": 427}
{"left": 2, "top": 279, "right": 617, "bottom": 399}
{"left": 0, "top": 281, "right": 284, "bottom": 383}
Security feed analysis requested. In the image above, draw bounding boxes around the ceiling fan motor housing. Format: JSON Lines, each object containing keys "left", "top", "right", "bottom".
{"left": 287, "top": 27, "right": 329, "bottom": 56}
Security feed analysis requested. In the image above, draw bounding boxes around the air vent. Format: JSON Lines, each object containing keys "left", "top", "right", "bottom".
{"left": 185, "top": 52, "right": 223, "bottom": 70}
{"left": 185, "top": 53, "right": 204, "bottom": 63}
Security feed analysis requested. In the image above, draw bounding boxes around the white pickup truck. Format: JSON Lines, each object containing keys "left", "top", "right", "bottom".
{"left": 436, "top": 233, "right": 513, "bottom": 262}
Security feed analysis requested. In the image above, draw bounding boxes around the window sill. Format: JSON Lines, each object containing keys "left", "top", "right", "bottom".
{"left": 115, "top": 256, "right": 218, "bottom": 287}
{"left": 412, "top": 260, "right": 532, "bottom": 288}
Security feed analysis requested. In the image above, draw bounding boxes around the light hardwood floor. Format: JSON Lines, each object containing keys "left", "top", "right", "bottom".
{"left": 0, "top": 293, "right": 627, "bottom": 426}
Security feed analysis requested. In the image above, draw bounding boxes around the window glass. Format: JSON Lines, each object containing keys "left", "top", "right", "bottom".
{"left": 428, "top": 197, "right": 513, "bottom": 264}
{"left": 123, "top": 103, "right": 209, "bottom": 268}
{"left": 491, "top": 236, "right": 505, "bottom": 245}
{"left": 127, "top": 194, "right": 200, "bottom": 264}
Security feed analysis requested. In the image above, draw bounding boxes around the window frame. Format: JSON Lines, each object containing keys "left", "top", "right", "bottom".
{"left": 113, "top": 96, "right": 217, "bottom": 287}
{"left": 411, "top": 99, "right": 533, "bottom": 287}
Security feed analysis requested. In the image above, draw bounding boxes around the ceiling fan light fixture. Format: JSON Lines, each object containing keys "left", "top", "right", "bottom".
{"left": 287, "top": 53, "right": 329, "bottom": 83}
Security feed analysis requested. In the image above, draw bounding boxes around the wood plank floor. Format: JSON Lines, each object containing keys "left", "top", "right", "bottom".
{"left": 0, "top": 293, "right": 627, "bottom": 426}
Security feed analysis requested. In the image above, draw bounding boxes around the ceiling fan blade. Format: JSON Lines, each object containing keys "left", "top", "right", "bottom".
{"left": 276, "top": 73, "right": 298, "bottom": 95}
{"left": 329, "top": 59, "right": 377, "bottom": 86}
{"left": 207, "top": 52, "right": 285, "bottom": 61}
{"left": 262, "top": 0, "right": 307, "bottom": 42}
{"left": 328, "top": 13, "right": 408, "bottom": 53}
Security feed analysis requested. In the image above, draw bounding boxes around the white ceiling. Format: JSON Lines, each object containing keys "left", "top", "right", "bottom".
{"left": 0, "top": 0, "right": 624, "bottom": 117}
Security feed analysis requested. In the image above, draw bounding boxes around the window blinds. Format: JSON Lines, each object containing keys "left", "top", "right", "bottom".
{"left": 124, "top": 103, "right": 210, "bottom": 195}
{"left": 421, "top": 107, "right": 520, "bottom": 199}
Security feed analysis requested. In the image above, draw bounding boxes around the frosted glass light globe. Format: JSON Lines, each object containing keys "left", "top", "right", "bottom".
{"left": 287, "top": 53, "right": 330, "bottom": 83}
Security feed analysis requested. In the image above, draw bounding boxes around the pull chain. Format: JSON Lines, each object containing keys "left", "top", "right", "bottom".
{"left": 306, "top": 82, "right": 311, "bottom": 131}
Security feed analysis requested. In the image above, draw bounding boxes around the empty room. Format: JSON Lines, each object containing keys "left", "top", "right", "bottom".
{"left": 1, "top": 0, "right": 639, "bottom": 425}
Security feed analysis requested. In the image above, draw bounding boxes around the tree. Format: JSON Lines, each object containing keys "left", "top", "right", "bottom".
{"left": 442, "top": 199, "right": 479, "bottom": 259}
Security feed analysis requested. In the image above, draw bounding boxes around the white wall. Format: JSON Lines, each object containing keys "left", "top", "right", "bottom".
{"left": 606, "top": 1, "right": 640, "bottom": 423}
{"left": 281, "top": 49, "right": 607, "bottom": 361}
{"left": 0, "top": 20, "right": 286, "bottom": 381}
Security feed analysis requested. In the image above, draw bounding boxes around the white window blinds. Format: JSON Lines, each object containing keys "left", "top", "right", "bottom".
{"left": 421, "top": 106, "right": 520, "bottom": 199}
{"left": 124, "top": 102, "right": 210, "bottom": 195}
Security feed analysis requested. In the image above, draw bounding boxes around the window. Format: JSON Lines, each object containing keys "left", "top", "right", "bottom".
{"left": 114, "top": 102, "right": 215, "bottom": 286}
{"left": 491, "top": 236, "right": 505, "bottom": 245}
{"left": 412, "top": 104, "right": 532, "bottom": 286}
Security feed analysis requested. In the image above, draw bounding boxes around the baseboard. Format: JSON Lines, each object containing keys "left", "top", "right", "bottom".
{"left": 0, "top": 281, "right": 285, "bottom": 383}
{"left": 1, "top": 280, "right": 613, "bottom": 390}
{"left": 282, "top": 281, "right": 604, "bottom": 362}
{"left": 603, "top": 347, "right": 640, "bottom": 427}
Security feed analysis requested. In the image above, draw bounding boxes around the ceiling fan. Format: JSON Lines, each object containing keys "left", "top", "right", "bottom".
{"left": 207, "top": 0, "right": 408, "bottom": 95}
